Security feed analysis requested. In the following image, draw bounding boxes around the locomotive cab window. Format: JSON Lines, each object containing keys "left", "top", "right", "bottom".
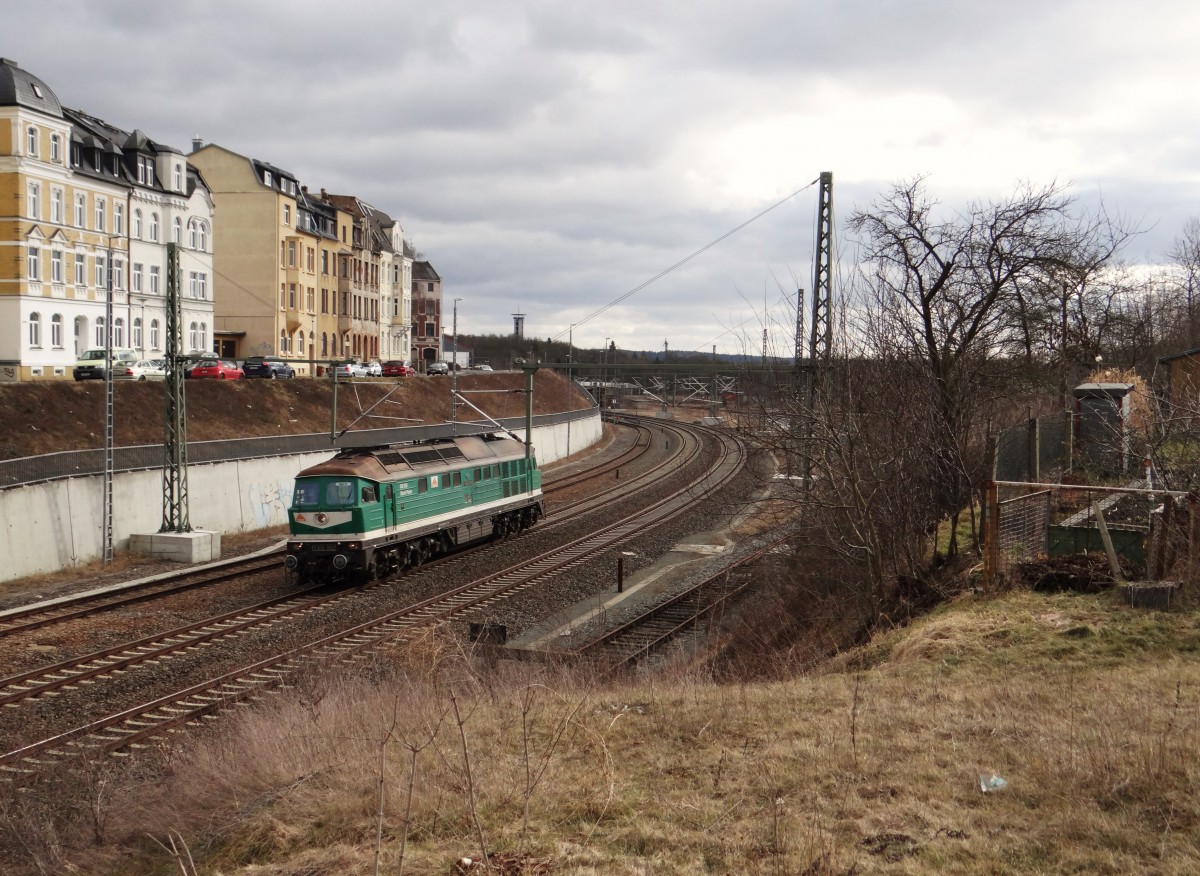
{"left": 361, "top": 485, "right": 377, "bottom": 503}
{"left": 293, "top": 481, "right": 320, "bottom": 507}
{"left": 418, "top": 477, "right": 428, "bottom": 494}
{"left": 452, "top": 472, "right": 462, "bottom": 487}
{"left": 326, "top": 480, "right": 356, "bottom": 506}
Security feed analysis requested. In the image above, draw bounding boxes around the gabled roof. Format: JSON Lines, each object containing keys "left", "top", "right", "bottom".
{"left": 413, "top": 260, "right": 440, "bottom": 282}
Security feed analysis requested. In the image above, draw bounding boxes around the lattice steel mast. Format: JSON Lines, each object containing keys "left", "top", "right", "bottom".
{"left": 160, "top": 242, "right": 190, "bottom": 532}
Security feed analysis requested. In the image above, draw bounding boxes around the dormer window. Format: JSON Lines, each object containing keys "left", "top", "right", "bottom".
{"left": 173, "top": 164, "right": 182, "bottom": 191}
{"left": 263, "top": 170, "right": 272, "bottom": 187}
{"left": 31, "top": 83, "right": 43, "bottom": 98}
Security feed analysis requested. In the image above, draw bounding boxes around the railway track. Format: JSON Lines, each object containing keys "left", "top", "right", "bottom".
{"left": 0, "top": 419, "right": 745, "bottom": 781}
{"left": 0, "top": 418, "right": 658, "bottom": 645}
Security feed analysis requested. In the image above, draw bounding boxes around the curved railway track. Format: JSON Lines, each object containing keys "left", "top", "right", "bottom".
{"left": 0, "top": 417, "right": 660, "bottom": 644}
{"left": 1, "top": 419, "right": 745, "bottom": 781}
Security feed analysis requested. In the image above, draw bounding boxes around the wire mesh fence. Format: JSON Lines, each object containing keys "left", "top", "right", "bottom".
{"left": 993, "top": 411, "right": 1070, "bottom": 482}
{"left": 984, "top": 480, "right": 1196, "bottom": 589}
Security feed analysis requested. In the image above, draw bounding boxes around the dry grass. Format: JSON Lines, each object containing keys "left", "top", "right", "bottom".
{"left": 5, "top": 592, "right": 1200, "bottom": 875}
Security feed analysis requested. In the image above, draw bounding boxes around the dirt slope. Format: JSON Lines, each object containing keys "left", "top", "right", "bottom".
{"left": 0, "top": 370, "right": 583, "bottom": 459}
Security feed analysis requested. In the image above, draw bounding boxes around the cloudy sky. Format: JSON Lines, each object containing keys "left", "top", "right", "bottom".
{"left": 11, "top": 1, "right": 1200, "bottom": 354}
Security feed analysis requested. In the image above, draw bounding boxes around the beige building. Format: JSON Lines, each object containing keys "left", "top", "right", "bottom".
{"left": 189, "top": 142, "right": 354, "bottom": 373}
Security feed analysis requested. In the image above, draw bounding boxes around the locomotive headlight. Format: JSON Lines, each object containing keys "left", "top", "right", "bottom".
{"left": 332, "top": 554, "right": 349, "bottom": 570}
{"left": 283, "top": 555, "right": 299, "bottom": 570}
{"left": 316, "top": 513, "right": 328, "bottom": 524}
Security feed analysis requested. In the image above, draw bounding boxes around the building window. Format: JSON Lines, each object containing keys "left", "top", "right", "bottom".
{"left": 173, "top": 217, "right": 182, "bottom": 244}
{"left": 95, "top": 258, "right": 106, "bottom": 289}
{"left": 173, "top": 164, "right": 182, "bottom": 190}
{"left": 27, "top": 126, "right": 38, "bottom": 156}
{"left": 289, "top": 284, "right": 296, "bottom": 308}
{"left": 51, "top": 314, "right": 63, "bottom": 348}
{"left": 27, "top": 246, "right": 40, "bottom": 280}
{"left": 200, "top": 322, "right": 207, "bottom": 351}
{"left": 263, "top": 170, "right": 272, "bottom": 187}
{"left": 74, "top": 194, "right": 85, "bottom": 227}
{"left": 114, "top": 203, "right": 125, "bottom": 235}
{"left": 188, "top": 221, "right": 197, "bottom": 249}
{"left": 27, "top": 182, "right": 40, "bottom": 218}
{"left": 149, "top": 213, "right": 159, "bottom": 242}
{"left": 133, "top": 209, "right": 142, "bottom": 238}
{"left": 132, "top": 263, "right": 143, "bottom": 292}
{"left": 197, "top": 272, "right": 207, "bottom": 299}
{"left": 75, "top": 251, "right": 85, "bottom": 285}
{"left": 189, "top": 322, "right": 199, "bottom": 351}
{"left": 29, "top": 313, "right": 41, "bottom": 347}
{"left": 133, "top": 317, "right": 143, "bottom": 348}
{"left": 51, "top": 250, "right": 63, "bottom": 283}
{"left": 95, "top": 197, "right": 106, "bottom": 232}
{"left": 279, "top": 329, "right": 288, "bottom": 353}
{"left": 321, "top": 251, "right": 328, "bottom": 274}
{"left": 112, "top": 259, "right": 124, "bottom": 290}
{"left": 189, "top": 271, "right": 197, "bottom": 298}
{"left": 149, "top": 265, "right": 160, "bottom": 295}
{"left": 50, "top": 133, "right": 61, "bottom": 163}
{"left": 288, "top": 240, "right": 295, "bottom": 266}
{"left": 113, "top": 317, "right": 125, "bottom": 347}
{"left": 94, "top": 317, "right": 105, "bottom": 347}
{"left": 425, "top": 322, "right": 435, "bottom": 337}
{"left": 150, "top": 319, "right": 160, "bottom": 350}
{"left": 199, "top": 222, "right": 208, "bottom": 251}
{"left": 283, "top": 204, "right": 291, "bottom": 225}
{"left": 51, "top": 187, "right": 63, "bottom": 223}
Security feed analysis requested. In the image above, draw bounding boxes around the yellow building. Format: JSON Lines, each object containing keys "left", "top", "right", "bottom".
{"left": 1, "top": 58, "right": 214, "bottom": 380}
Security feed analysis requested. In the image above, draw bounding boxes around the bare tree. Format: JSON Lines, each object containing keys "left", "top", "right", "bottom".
{"left": 848, "top": 178, "right": 1134, "bottom": 558}
{"left": 1168, "top": 217, "right": 1200, "bottom": 348}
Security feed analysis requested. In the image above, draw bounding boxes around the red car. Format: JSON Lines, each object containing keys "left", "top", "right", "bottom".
{"left": 381, "top": 360, "right": 415, "bottom": 377}
{"left": 190, "top": 358, "right": 245, "bottom": 380}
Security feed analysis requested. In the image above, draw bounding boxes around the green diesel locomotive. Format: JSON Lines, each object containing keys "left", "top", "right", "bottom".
{"left": 285, "top": 432, "right": 543, "bottom": 582}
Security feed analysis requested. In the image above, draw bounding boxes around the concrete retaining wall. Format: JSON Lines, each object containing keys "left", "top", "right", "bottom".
{"left": 0, "top": 411, "right": 601, "bottom": 583}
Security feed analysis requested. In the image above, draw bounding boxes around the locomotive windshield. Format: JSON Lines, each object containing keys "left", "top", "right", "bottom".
{"left": 325, "top": 480, "right": 356, "bottom": 507}
{"left": 293, "top": 480, "right": 320, "bottom": 508}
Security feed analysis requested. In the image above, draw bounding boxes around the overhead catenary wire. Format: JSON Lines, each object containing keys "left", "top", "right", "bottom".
{"left": 549, "top": 178, "right": 821, "bottom": 343}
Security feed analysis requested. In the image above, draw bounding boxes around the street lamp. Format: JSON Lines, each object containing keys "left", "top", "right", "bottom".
{"left": 566, "top": 324, "right": 575, "bottom": 455}
{"left": 602, "top": 337, "right": 611, "bottom": 408}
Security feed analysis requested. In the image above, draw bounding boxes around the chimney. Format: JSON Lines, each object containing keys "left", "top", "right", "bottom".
{"left": 191, "top": 136, "right": 203, "bottom": 153}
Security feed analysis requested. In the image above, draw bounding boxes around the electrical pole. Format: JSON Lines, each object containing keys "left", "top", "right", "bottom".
{"left": 802, "top": 171, "right": 834, "bottom": 488}
{"left": 102, "top": 247, "right": 114, "bottom": 562}
{"left": 161, "top": 242, "right": 190, "bottom": 532}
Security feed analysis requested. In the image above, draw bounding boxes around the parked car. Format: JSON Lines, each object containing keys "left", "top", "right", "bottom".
{"left": 365, "top": 360, "right": 383, "bottom": 377}
{"left": 471, "top": 363, "right": 494, "bottom": 372}
{"left": 381, "top": 360, "right": 415, "bottom": 377}
{"left": 179, "top": 351, "right": 211, "bottom": 379}
{"left": 190, "top": 358, "right": 245, "bottom": 380}
{"left": 243, "top": 355, "right": 296, "bottom": 379}
{"left": 334, "top": 361, "right": 368, "bottom": 379}
{"left": 426, "top": 361, "right": 450, "bottom": 376}
{"left": 113, "top": 359, "right": 166, "bottom": 380}
{"left": 72, "top": 348, "right": 139, "bottom": 381}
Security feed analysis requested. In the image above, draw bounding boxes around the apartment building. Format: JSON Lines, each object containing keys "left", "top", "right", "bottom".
{"left": 411, "top": 259, "right": 443, "bottom": 370}
{"left": 0, "top": 58, "right": 214, "bottom": 380}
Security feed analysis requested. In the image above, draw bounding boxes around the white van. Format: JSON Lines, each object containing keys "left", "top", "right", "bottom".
{"left": 72, "top": 348, "right": 139, "bottom": 381}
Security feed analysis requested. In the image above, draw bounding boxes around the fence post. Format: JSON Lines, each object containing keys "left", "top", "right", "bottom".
{"left": 983, "top": 481, "right": 999, "bottom": 589}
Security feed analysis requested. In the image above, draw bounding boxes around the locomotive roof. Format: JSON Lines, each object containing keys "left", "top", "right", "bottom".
{"left": 299, "top": 433, "right": 530, "bottom": 480}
